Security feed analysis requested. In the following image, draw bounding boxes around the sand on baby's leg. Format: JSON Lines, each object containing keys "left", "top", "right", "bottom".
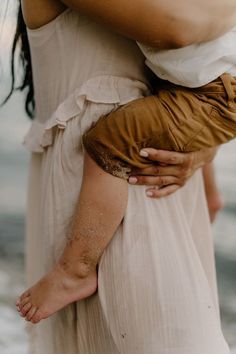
{"left": 17, "top": 152, "right": 128, "bottom": 324}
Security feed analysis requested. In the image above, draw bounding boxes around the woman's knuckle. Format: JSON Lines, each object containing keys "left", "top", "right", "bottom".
{"left": 135, "top": 176, "right": 143, "bottom": 184}
{"left": 164, "top": 157, "right": 172, "bottom": 164}
{"left": 154, "top": 166, "right": 160, "bottom": 174}
{"left": 180, "top": 165, "right": 189, "bottom": 176}
{"left": 158, "top": 177, "right": 166, "bottom": 185}
{"left": 152, "top": 191, "right": 159, "bottom": 198}
{"left": 152, "top": 152, "right": 159, "bottom": 161}
{"left": 185, "top": 153, "right": 194, "bottom": 168}
{"left": 170, "top": 156, "right": 178, "bottom": 163}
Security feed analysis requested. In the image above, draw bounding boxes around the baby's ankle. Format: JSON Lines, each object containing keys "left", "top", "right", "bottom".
{"left": 58, "top": 256, "right": 97, "bottom": 280}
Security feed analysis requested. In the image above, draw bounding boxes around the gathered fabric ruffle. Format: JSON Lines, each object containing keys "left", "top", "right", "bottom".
{"left": 23, "top": 76, "right": 149, "bottom": 153}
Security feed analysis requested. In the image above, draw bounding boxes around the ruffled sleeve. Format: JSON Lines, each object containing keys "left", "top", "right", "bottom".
{"left": 23, "top": 76, "right": 149, "bottom": 153}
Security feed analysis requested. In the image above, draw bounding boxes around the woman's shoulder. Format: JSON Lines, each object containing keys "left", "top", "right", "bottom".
{"left": 21, "top": 0, "right": 67, "bottom": 30}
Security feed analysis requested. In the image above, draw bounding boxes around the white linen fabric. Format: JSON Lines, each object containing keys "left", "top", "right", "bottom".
{"left": 139, "top": 26, "right": 236, "bottom": 87}
{"left": 24, "top": 9, "right": 230, "bottom": 354}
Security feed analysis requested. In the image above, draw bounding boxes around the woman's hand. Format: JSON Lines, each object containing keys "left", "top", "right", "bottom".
{"left": 128, "top": 147, "right": 217, "bottom": 198}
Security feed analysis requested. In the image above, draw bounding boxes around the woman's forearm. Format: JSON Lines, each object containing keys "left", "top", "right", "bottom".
{"left": 61, "top": 0, "right": 236, "bottom": 48}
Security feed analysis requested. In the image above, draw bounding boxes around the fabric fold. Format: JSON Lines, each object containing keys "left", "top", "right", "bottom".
{"left": 23, "top": 75, "right": 149, "bottom": 152}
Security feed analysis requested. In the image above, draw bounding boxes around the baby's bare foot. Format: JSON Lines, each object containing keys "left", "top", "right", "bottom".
{"left": 16, "top": 264, "right": 97, "bottom": 324}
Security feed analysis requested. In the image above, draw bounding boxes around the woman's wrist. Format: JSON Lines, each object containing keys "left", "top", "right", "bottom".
{"left": 192, "top": 147, "right": 218, "bottom": 170}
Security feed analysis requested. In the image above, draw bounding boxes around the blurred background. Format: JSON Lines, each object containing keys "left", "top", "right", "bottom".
{"left": 0, "top": 1, "right": 235, "bottom": 353}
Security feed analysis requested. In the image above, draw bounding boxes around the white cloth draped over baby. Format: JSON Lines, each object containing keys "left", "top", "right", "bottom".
{"left": 24, "top": 9, "right": 230, "bottom": 354}
{"left": 139, "top": 26, "right": 236, "bottom": 87}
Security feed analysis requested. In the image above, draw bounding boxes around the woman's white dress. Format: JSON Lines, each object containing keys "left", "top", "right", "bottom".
{"left": 24, "top": 9, "right": 230, "bottom": 354}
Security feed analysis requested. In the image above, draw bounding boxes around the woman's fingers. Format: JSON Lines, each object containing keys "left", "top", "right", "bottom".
{"left": 128, "top": 148, "right": 219, "bottom": 198}
{"left": 140, "top": 148, "right": 191, "bottom": 165}
{"left": 146, "top": 184, "right": 180, "bottom": 198}
{"left": 129, "top": 175, "right": 180, "bottom": 187}
{"left": 140, "top": 148, "right": 217, "bottom": 167}
{"left": 131, "top": 164, "right": 187, "bottom": 178}
{"left": 129, "top": 174, "right": 185, "bottom": 198}
{"left": 137, "top": 148, "right": 196, "bottom": 179}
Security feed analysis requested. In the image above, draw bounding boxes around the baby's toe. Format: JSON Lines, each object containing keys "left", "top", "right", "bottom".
{"left": 20, "top": 290, "right": 30, "bottom": 301}
{"left": 26, "top": 307, "right": 37, "bottom": 322}
{"left": 16, "top": 303, "right": 21, "bottom": 312}
{"left": 21, "top": 302, "right": 32, "bottom": 316}
{"left": 31, "top": 310, "right": 43, "bottom": 324}
{"left": 19, "top": 296, "right": 31, "bottom": 310}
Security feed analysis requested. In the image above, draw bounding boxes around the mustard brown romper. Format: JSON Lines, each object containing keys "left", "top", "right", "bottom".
{"left": 83, "top": 74, "right": 236, "bottom": 179}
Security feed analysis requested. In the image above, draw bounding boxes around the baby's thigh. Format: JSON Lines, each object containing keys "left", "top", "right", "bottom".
{"left": 83, "top": 96, "right": 169, "bottom": 177}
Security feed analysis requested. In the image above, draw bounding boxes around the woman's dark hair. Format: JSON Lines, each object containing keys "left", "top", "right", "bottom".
{"left": 3, "top": 1, "right": 35, "bottom": 118}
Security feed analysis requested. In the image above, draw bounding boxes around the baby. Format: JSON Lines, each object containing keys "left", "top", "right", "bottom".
{"left": 17, "top": 26, "right": 235, "bottom": 323}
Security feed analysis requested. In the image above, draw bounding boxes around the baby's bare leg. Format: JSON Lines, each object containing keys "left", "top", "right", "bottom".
{"left": 17, "top": 153, "right": 128, "bottom": 324}
{"left": 61, "top": 152, "right": 128, "bottom": 274}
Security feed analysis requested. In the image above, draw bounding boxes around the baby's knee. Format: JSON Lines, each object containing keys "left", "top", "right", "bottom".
{"left": 77, "top": 253, "right": 98, "bottom": 277}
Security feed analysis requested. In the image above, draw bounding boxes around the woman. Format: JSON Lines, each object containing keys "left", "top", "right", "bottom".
{"left": 9, "top": 0, "right": 233, "bottom": 352}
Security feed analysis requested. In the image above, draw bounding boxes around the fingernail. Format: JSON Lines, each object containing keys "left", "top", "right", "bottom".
{"left": 146, "top": 191, "right": 153, "bottom": 197}
{"left": 129, "top": 177, "right": 138, "bottom": 184}
{"left": 140, "top": 150, "right": 148, "bottom": 157}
